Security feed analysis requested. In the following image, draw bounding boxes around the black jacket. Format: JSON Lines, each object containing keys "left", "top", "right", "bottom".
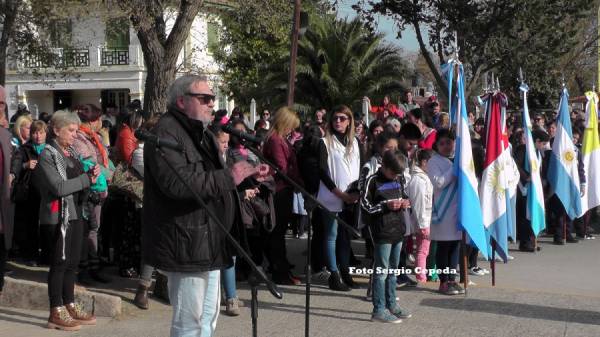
{"left": 142, "top": 109, "right": 238, "bottom": 272}
{"left": 361, "top": 169, "right": 406, "bottom": 244}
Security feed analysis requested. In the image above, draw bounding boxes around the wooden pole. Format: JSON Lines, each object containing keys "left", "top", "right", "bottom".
{"left": 286, "top": 0, "right": 302, "bottom": 107}
{"left": 461, "top": 232, "right": 468, "bottom": 294}
{"left": 491, "top": 240, "right": 496, "bottom": 286}
{"left": 563, "top": 214, "right": 567, "bottom": 244}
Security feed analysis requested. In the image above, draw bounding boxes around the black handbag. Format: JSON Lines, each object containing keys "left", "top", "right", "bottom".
{"left": 11, "top": 170, "right": 32, "bottom": 202}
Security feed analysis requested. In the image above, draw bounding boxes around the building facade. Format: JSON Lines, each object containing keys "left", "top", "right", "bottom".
{"left": 4, "top": 9, "right": 232, "bottom": 119}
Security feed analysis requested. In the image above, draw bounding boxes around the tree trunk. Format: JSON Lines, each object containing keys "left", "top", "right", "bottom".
{"left": 128, "top": 0, "right": 205, "bottom": 116}
{"left": 413, "top": 21, "right": 449, "bottom": 100}
{"left": 0, "top": 0, "right": 19, "bottom": 86}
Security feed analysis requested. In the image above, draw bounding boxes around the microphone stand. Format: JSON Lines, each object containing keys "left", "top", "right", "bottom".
{"left": 153, "top": 145, "right": 282, "bottom": 337}
{"left": 243, "top": 142, "right": 361, "bottom": 337}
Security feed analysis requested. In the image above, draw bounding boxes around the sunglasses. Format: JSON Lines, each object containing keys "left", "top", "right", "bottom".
{"left": 186, "top": 92, "right": 216, "bottom": 104}
{"left": 333, "top": 115, "right": 349, "bottom": 122}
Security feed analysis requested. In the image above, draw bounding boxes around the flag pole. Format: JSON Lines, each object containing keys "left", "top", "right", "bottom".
{"left": 453, "top": 31, "right": 469, "bottom": 295}
{"left": 491, "top": 240, "right": 496, "bottom": 286}
{"left": 563, "top": 214, "right": 567, "bottom": 244}
{"left": 462, "top": 232, "right": 469, "bottom": 294}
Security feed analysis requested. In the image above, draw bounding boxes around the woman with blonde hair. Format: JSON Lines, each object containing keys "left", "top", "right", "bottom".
{"left": 11, "top": 114, "right": 33, "bottom": 148}
{"left": 317, "top": 105, "right": 361, "bottom": 291}
{"left": 262, "top": 107, "right": 303, "bottom": 285}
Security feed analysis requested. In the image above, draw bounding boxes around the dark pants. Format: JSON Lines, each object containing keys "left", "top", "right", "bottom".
{"left": 516, "top": 193, "right": 535, "bottom": 247}
{"left": 14, "top": 197, "right": 41, "bottom": 260}
{"left": 0, "top": 234, "right": 6, "bottom": 292}
{"left": 48, "top": 220, "right": 83, "bottom": 308}
{"left": 40, "top": 224, "right": 57, "bottom": 265}
{"left": 310, "top": 209, "right": 326, "bottom": 271}
{"left": 266, "top": 187, "right": 293, "bottom": 275}
{"left": 549, "top": 195, "right": 573, "bottom": 239}
{"left": 436, "top": 240, "right": 460, "bottom": 283}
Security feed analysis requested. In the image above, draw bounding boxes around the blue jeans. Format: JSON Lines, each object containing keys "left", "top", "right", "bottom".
{"left": 164, "top": 270, "right": 221, "bottom": 337}
{"left": 221, "top": 257, "right": 237, "bottom": 299}
{"left": 372, "top": 242, "right": 402, "bottom": 314}
{"left": 322, "top": 210, "right": 350, "bottom": 272}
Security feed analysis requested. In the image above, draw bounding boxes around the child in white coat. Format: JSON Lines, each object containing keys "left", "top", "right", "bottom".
{"left": 407, "top": 149, "right": 433, "bottom": 283}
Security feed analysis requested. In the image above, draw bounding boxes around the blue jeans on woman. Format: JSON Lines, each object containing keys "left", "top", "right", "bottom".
{"left": 322, "top": 210, "right": 350, "bottom": 272}
{"left": 221, "top": 257, "right": 237, "bottom": 299}
{"left": 372, "top": 241, "right": 402, "bottom": 314}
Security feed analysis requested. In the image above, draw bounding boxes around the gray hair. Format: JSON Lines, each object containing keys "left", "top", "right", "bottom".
{"left": 167, "top": 75, "right": 209, "bottom": 111}
{"left": 50, "top": 110, "right": 81, "bottom": 131}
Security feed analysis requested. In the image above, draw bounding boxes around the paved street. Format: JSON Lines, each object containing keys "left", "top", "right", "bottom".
{"left": 1, "top": 234, "right": 600, "bottom": 337}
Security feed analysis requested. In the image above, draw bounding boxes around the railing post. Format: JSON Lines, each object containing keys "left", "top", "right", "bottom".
{"left": 250, "top": 98, "right": 257, "bottom": 129}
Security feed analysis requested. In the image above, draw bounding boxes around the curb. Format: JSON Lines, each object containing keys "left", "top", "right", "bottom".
{"left": 0, "top": 277, "right": 122, "bottom": 317}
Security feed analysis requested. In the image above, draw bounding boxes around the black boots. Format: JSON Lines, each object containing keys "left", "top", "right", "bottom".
{"left": 133, "top": 285, "right": 149, "bottom": 310}
{"left": 328, "top": 271, "right": 350, "bottom": 292}
{"left": 340, "top": 269, "right": 357, "bottom": 289}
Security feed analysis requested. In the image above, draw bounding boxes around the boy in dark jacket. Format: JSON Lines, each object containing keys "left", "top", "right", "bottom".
{"left": 361, "top": 150, "right": 412, "bottom": 323}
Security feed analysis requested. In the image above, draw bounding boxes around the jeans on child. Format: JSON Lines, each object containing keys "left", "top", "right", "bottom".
{"left": 221, "top": 256, "right": 237, "bottom": 300}
{"left": 372, "top": 241, "right": 402, "bottom": 314}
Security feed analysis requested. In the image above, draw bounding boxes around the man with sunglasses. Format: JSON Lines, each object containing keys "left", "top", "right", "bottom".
{"left": 143, "top": 75, "right": 268, "bottom": 337}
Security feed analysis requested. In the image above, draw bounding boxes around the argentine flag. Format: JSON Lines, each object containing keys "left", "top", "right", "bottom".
{"left": 479, "top": 92, "right": 519, "bottom": 262}
{"left": 581, "top": 91, "right": 600, "bottom": 214}
{"left": 547, "top": 88, "right": 582, "bottom": 220}
{"left": 520, "top": 83, "right": 546, "bottom": 236}
{"left": 449, "top": 63, "right": 489, "bottom": 259}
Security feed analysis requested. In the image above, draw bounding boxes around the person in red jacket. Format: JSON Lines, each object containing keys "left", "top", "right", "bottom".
{"left": 365, "top": 95, "right": 405, "bottom": 119}
{"left": 115, "top": 108, "right": 145, "bottom": 165}
{"left": 262, "top": 107, "right": 303, "bottom": 285}
{"left": 407, "top": 108, "right": 436, "bottom": 150}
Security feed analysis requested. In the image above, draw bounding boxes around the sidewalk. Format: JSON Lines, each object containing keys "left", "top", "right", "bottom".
{"left": 1, "top": 235, "right": 599, "bottom": 336}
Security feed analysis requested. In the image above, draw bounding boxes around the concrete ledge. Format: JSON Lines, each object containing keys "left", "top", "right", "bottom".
{"left": 0, "top": 277, "right": 121, "bottom": 317}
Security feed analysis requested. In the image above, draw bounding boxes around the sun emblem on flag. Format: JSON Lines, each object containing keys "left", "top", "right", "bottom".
{"left": 489, "top": 163, "right": 506, "bottom": 197}
{"left": 563, "top": 150, "right": 575, "bottom": 164}
{"left": 531, "top": 160, "right": 539, "bottom": 172}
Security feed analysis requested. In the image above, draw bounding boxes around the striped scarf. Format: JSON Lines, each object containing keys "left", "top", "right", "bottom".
{"left": 45, "top": 144, "right": 76, "bottom": 260}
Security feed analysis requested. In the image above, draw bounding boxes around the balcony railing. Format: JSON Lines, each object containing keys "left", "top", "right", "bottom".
{"left": 101, "top": 48, "right": 129, "bottom": 66}
{"left": 23, "top": 48, "right": 90, "bottom": 68}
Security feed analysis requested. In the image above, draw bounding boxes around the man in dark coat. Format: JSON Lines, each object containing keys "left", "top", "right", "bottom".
{"left": 143, "top": 75, "right": 265, "bottom": 337}
{"left": 0, "top": 85, "right": 15, "bottom": 296}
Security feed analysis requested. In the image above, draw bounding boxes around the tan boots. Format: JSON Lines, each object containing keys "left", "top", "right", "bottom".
{"left": 47, "top": 303, "right": 96, "bottom": 331}
{"left": 47, "top": 306, "right": 81, "bottom": 331}
{"left": 65, "top": 302, "right": 97, "bottom": 325}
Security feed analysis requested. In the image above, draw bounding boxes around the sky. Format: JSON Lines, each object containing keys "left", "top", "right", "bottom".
{"left": 334, "top": 0, "right": 422, "bottom": 54}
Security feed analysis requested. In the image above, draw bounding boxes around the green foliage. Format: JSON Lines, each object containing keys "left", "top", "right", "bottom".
{"left": 212, "top": 0, "right": 294, "bottom": 110}
{"left": 293, "top": 15, "right": 407, "bottom": 115}
{"left": 354, "top": 0, "right": 596, "bottom": 109}
{"left": 215, "top": 4, "right": 408, "bottom": 116}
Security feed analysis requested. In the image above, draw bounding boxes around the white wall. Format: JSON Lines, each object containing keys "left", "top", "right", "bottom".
{"left": 24, "top": 90, "right": 54, "bottom": 116}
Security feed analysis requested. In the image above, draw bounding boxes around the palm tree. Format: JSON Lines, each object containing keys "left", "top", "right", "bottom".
{"left": 293, "top": 15, "right": 408, "bottom": 115}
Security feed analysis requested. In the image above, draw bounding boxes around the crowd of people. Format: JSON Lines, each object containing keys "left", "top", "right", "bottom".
{"left": 0, "top": 77, "right": 598, "bottom": 335}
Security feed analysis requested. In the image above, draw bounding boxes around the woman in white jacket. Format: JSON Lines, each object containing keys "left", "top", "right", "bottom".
{"left": 407, "top": 149, "right": 433, "bottom": 283}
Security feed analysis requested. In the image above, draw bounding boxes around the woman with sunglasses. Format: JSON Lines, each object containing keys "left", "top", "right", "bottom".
{"left": 317, "top": 105, "right": 361, "bottom": 291}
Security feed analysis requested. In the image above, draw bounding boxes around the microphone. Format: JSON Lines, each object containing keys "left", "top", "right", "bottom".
{"left": 135, "top": 129, "right": 183, "bottom": 152}
{"left": 221, "top": 124, "right": 261, "bottom": 145}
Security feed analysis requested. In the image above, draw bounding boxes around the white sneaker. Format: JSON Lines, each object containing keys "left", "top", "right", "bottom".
{"left": 311, "top": 270, "right": 331, "bottom": 283}
{"left": 468, "top": 280, "right": 477, "bottom": 286}
{"left": 507, "top": 255, "right": 515, "bottom": 260}
{"left": 469, "top": 267, "right": 485, "bottom": 276}
{"left": 480, "top": 268, "right": 490, "bottom": 275}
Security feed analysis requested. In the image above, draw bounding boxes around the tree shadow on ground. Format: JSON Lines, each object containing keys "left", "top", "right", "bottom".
{"left": 419, "top": 298, "right": 600, "bottom": 325}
